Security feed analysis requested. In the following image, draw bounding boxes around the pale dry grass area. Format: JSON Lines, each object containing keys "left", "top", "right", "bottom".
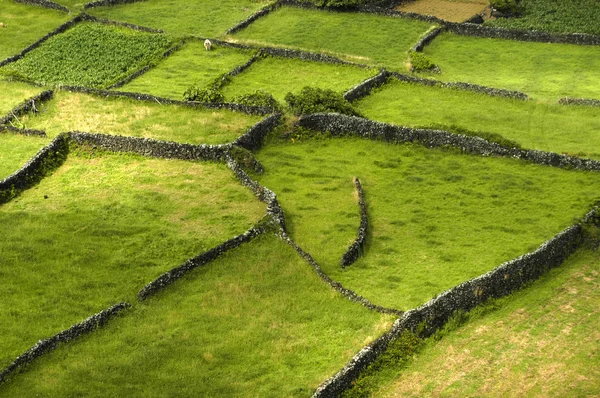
{"left": 396, "top": 0, "right": 488, "bottom": 22}
{"left": 377, "top": 250, "right": 600, "bottom": 397}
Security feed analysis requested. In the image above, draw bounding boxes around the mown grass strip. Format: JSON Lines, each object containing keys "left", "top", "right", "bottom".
{"left": 356, "top": 79, "right": 600, "bottom": 159}
{"left": 0, "top": 151, "right": 265, "bottom": 369}
{"left": 230, "top": 6, "right": 433, "bottom": 69}
{"left": 256, "top": 137, "right": 600, "bottom": 310}
{"left": 418, "top": 32, "right": 600, "bottom": 101}
{"left": 0, "top": 234, "right": 393, "bottom": 396}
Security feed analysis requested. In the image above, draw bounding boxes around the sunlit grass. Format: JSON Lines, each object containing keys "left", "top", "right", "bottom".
{"left": 89, "top": 0, "right": 271, "bottom": 37}
{"left": 0, "top": 78, "right": 44, "bottom": 116}
{"left": 0, "top": 151, "right": 265, "bottom": 369}
{"left": 230, "top": 7, "right": 433, "bottom": 69}
{"left": 0, "top": 234, "right": 393, "bottom": 396}
{"left": 419, "top": 32, "right": 600, "bottom": 101}
{"left": 0, "top": 0, "right": 71, "bottom": 61}
{"left": 0, "top": 133, "right": 49, "bottom": 179}
{"left": 256, "top": 137, "right": 600, "bottom": 310}
{"left": 356, "top": 79, "right": 600, "bottom": 159}
{"left": 21, "top": 91, "right": 262, "bottom": 144}
{"left": 374, "top": 247, "right": 600, "bottom": 397}
{"left": 223, "top": 56, "right": 378, "bottom": 102}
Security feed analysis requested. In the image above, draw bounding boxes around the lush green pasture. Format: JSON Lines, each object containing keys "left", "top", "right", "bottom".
{"left": 230, "top": 7, "right": 433, "bottom": 69}
{"left": 122, "top": 42, "right": 255, "bottom": 100}
{"left": 0, "top": 0, "right": 70, "bottom": 61}
{"left": 373, "top": 247, "right": 600, "bottom": 397}
{"left": 0, "top": 79, "right": 44, "bottom": 116}
{"left": 356, "top": 80, "right": 600, "bottom": 159}
{"left": 222, "top": 56, "right": 377, "bottom": 103}
{"left": 21, "top": 91, "right": 262, "bottom": 144}
{"left": 53, "top": 0, "right": 86, "bottom": 12}
{"left": 0, "top": 234, "right": 392, "bottom": 396}
{"left": 1, "top": 23, "right": 172, "bottom": 88}
{"left": 89, "top": 0, "right": 271, "bottom": 37}
{"left": 487, "top": 0, "right": 600, "bottom": 35}
{"left": 256, "top": 138, "right": 600, "bottom": 310}
{"left": 0, "top": 151, "right": 265, "bottom": 369}
{"left": 419, "top": 32, "right": 600, "bottom": 101}
{"left": 0, "top": 133, "right": 49, "bottom": 179}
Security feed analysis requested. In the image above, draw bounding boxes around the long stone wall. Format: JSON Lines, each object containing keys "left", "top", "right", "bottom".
{"left": 13, "top": 0, "right": 69, "bottom": 13}
{"left": 84, "top": 0, "right": 147, "bottom": 9}
{"left": 0, "top": 125, "right": 47, "bottom": 137}
{"left": 559, "top": 97, "right": 600, "bottom": 107}
{"left": 225, "top": 2, "right": 281, "bottom": 35}
{"left": 340, "top": 177, "right": 368, "bottom": 268}
{"left": 232, "top": 113, "right": 282, "bottom": 151}
{"left": 313, "top": 210, "right": 595, "bottom": 396}
{"left": 0, "top": 302, "right": 130, "bottom": 384}
{"left": 344, "top": 70, "right": 390, "bottom": 102}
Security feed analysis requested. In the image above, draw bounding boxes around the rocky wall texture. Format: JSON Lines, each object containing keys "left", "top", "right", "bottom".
{"left": 344, "top": 70, "right": 390, "bottom": 102}
{"left": 80, "top": 12, "right": 164, "bottom": 33}
{"left": 559, "top": 97, "right": 600, "bottom": 107}
{"left": 262, "top": 46, "right": 366, "bottom": 67}
{"left": 297, "top": 113, "right": 600, "bottom": 171}
{"left": 84, "top": 0, "right": 147, "bottom": 9}
{"left": 138, "top": 228, "right": 265, "bottom": 300}
{"left": 233, "top": 113, "right": 282, "bottom": 151}
{"left": 0, "top": 125, "right": 47, "bottom": 137}
{"left": 314, "top": 211, "right": 594, "bottom": 396}
{"left": 225, "top": 2, "right": 281, "bottom": 35}
{"left": 412, "top": 26, "right": 445, "bottom": 52}
{"left": 13, "top": 0, "right": 69, "bottom": 13}
{"left": 0, "top": 302, "right": 130, "bottom": 384}
{"left": 341, "top": 177, "right": 368, "bottom": 268}
{"left": 0, "top": 90, "right": 54, "bottom": 126}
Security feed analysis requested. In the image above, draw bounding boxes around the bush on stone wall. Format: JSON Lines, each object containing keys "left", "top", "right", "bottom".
{"left": 232, "top": 90, "right": 282, "bottom": 112}
{"left": 285, "top": 87, "right": 361, "bottom": 116}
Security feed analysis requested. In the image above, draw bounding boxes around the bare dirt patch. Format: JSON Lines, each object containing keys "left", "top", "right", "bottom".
{"left": 396, "top": 0, "right": 488, "bottom": 23}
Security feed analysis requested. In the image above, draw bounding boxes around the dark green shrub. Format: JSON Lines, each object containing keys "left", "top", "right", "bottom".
{"left": 409, "top": 51, "right": 439, "bottom": 73}
{"left": 285, "top": 86, "right": 360, "bottom": 116}
{"left": 183, "top": 85, "right": 224, "bottom": 103}
{"left": 491, "top": 0, "right": 522, "bottom": 16}
{"left": 232, "top": 90, "right": 282, "bottom": 111}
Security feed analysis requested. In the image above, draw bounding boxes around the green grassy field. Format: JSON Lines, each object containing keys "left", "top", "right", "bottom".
{"left": 372, "top": 247, "right": 600, "bottom": 397}
{"left": 0, "top": 133, "right": 49, "bottom": 179}
{"left": 487, "top": 0, "right": 600, "bottom": 35}
{"left": 0, "top": 22, "right": 172, "bottom": 88}
{"left": 53, "top": 0, "right": 86, "bottom": 12}
{"left": 0, "top": 79, "right": 44, "bottom": 116}
{"left": 356, "top": 79, "right": 600, "bottom": 159}
{"left": 121, "top": 42, "right": 255, "bottom": 100}
{"left": 20, "top": 91, "right": 262, "bottom": 144}
{"left": 419, "top": 32, "right": 600, "bottom": 101}
{"left": 230, "top": 7, "right": 433, "bottom": 69}
{"left": 222, "top": 56, "right": 378, "bottom": 103}
{"left": 256, "top": 137, "right": 600, "bottom": 310}
{"left": 0, "top": 150, "right": 265, "bottom": 369}
{"left": 89, "top": 0, "right": 271, "bottom": 37}
{"left": 0, "top": 234, "right": 392, "bottom": 396}
{"left": 0, "top": 0, "right": 71, "bottom": 61}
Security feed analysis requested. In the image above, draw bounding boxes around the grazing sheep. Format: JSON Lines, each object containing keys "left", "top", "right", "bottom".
{"left": 0, "top": 22, "right": 6, "bottom": 28}
{"left": 204, "top": 39, "right": 212, "bottom": 51}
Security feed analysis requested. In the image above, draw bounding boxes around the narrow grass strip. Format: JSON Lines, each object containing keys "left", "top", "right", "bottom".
{"left": 0, "top": 302, "right": 130, "bottom": 384}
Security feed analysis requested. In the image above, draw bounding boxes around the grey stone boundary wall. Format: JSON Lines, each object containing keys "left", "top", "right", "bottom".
{"left": 0, "top": 90, "right": 54, "bottom": 126}
{"left": 445, "top": 22, "right": 600, "bottom": 46}
{"left": 341, "top": 177, "right": 368, "bottom": 268}
{"left": 390, "top": 72, "right": 529, "bottom": 100}
{"left": 344, "top": 70, "right": 390, "bottom": 102}
{"left": 559, "top": 97, "right": 600, "bottom": 107}
{"left": 0, "top": 15, "right": 82, "bottom": 67}
{"left": 0, "top": 134, "right": 69, "bottom": 204}
{"left": 297, "top": 113, "right": 600, "bottom": 172}
{"left": 0, "top": 125, "right": 47, "bottom": 137}
{"left": 84, "top": 0, "right": 147, "bottom": 9}
{"left": 80, "top": 12, "right": 164, "bottom": 33}
{"left": 225, "top": 2, "right": 281, "bottom": 35}
{"left": 60, "top": 85, "right": 273, "bottom": 115}
{"left": 313, "top": 210, "right": 595, "bottom": 396}
{"left": 412, "top": 26, "right": 445, "bottom": 52}
{"left": 14, "top": 0, "right": 69, "bottom": 13}
{"left": 0, "top": 302, "right": 130, "bottom": 384}
{"left": 138, "top": 228, "right": 265, "bottom": 300}
{"left": 233, "top": 113, "right": 283, "bottom": 151}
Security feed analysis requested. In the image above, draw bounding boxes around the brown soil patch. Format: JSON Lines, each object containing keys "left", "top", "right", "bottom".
{"left": 396, "top": 0, "right": 488, "bottom": 23}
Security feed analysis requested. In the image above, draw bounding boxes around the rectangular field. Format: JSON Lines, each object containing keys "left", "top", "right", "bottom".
{"left": 356, "top": 79, "right": 600, "bottom": 159}
{"left": 222, "top": 56, "right": 378, "bottom": 102}
{"left": 256, "top": 137, "right": 600, "bottom": 310}
{"left": 0, "top": 151, "right": 265, "bottom": 369}
{"left": 230, "top": 7, "right": 433, "bottom": 69}
{"left": 121, "top": 42, "right": 256, "bottom": 100}
{"left": 21, "top": 91, "right": 262, "bottom": 144}
{"left": 396, "top": 0, "right": 487, "bottom": 23}
{"left": 89, "top": 0, "right": 271, "bottom": 37}
{"left": 0, "top": 234, "right": 392, "bottom": 396}
{"left": 419, "top": 32, "right": 600, "bottom": 101}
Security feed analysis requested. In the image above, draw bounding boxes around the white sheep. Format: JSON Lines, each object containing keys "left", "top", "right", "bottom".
{"left": 204, "top": 39, "right": 212, "bottom": 51}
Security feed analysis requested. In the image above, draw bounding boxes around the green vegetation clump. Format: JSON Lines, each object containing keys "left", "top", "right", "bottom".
{"left": 487, "top": 0, "right": 600, "bottom": 35}
{"left": 183, "top": 83, "right": 225, "bottom": 103}
{"left": 232, "top": 89, "right": 282, "bottom": 111}
{"left": 0, "top": 23, "right": 172, "bottom": 88}
{"left": 490, "top": 0, "right": 522, "bottom": 15}
{"left": 285, "top": 86, "right": 360, "bottom": 116}
{"left": 408, "top": 51, "right": 438, "bottom": 72}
